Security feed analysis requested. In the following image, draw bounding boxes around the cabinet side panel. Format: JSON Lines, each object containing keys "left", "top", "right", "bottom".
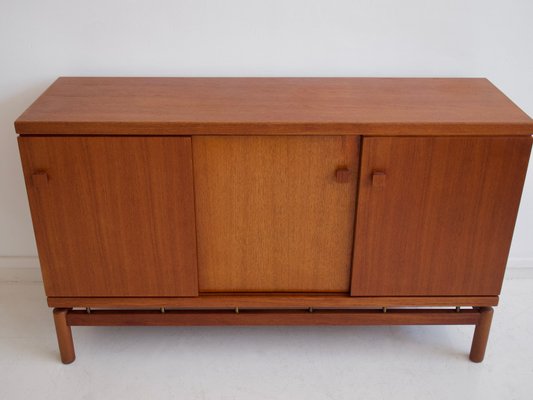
{"left": 352, "top": 136, "right": 532, "bottom": 296}
{"left": 18, "top": 136, "right": 198, "bottom": 297}
{"left": 194, "top": 136, "right": 359, "bottom": 292}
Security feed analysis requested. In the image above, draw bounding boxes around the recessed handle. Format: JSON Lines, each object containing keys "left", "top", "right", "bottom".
{"left": 335, "top": 167, "right": 351, "bottom": 183}
{"left": 372, "top": 171, "right": 386, "bottom": 188}
{"left": 31, "top": 171, "right": 48, "bottom": 189}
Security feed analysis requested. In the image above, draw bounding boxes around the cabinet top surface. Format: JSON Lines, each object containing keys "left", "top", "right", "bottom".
{"left": 15, "top": 77, "right": 533, "bottom": 135}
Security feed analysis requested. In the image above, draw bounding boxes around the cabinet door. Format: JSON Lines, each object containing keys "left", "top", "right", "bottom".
{"left": 352, "top": 136, "right": 531, "bottom": 296}
{"left": 19, "top": 137, "right": 198, "bottom": 297}
{"left": 193, "top": 136, "right": 359, "bottom": 292}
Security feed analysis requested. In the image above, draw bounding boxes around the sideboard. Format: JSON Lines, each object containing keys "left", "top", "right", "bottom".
{"left": 15, "top": 77, "right": 533, "bottom": 363}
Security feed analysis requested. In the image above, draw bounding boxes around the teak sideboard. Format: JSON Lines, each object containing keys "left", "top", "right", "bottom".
{"left": 15, "top": 77, "right": 533, "bottom": 364}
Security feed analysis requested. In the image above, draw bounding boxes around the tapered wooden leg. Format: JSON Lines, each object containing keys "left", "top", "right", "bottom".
{"left": 469, "top": 307, "right": 494, "bottom": 363}
{"left": 53, "top": 308, "right": 75, "bottom": 364}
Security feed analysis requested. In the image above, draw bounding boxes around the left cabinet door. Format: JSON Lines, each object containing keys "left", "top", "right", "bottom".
{"left": 19, "top": 137, "right": 198, "bottom": 297}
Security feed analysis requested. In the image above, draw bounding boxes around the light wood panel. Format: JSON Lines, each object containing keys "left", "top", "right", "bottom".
{"left": 352, "top": 136, "right": 532, "bottom": 296}
{"left": 193, "top": 136, "right": 359, "bottom": 292}
{"left": 19, "top": 137, "right": 198, "bottom": 297}
{"left": 15, "top": 78, "right": 533, "bottom": 135}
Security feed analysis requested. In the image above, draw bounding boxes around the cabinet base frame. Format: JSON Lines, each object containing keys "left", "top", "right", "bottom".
{"left": 47, "top": 295, "right": 499, "bottom": 308}
{"left": 53, "top": 306, "right": 493, "bottom": 364}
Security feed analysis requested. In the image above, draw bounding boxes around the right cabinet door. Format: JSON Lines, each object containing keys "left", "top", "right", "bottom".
{"left": 352, "top": 136, "right": 531, "bottom": 296}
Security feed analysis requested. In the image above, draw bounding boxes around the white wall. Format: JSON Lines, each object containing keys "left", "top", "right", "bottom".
{"left": 1, "top": 0, "right": 532, "bottom": 263}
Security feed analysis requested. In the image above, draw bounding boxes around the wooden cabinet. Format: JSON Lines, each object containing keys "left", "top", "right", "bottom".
{"left": 193, "top": 136, "right": 358, "bottom": 292}
{"left": 14, "top": 78, "right": 533, "bottom": 364}
{"left": 18, "top": 137, "right": 198, "bottom": 297}
{"left": 352, "top": 136, "right": 531, "bottom": 296}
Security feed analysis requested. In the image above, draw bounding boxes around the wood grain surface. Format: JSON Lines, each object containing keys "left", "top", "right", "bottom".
{"left": 47, "top": 295, "right": 499, "bottom": 309}
{"left": 15, "top": 77, "right": 533, "bottom": 135}
{"left": 53, "top": 309, "right": 75, "bottom": 364}
{"left": 193, "top": 136, "right": 359, "bottom": 292}
{"left": 351, "top": 136, "right": 532, "bottom": 296}
{"left": 19, "top": 136, "right": 198, "bottom": 297}
{"left": 65, "top": 308, "right": 481, "bottom": 327}
{"left": 470, "top": 307, "right": 494, "bottom": 362}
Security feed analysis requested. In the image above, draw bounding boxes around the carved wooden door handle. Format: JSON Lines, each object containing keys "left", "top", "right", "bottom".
{"left": 372, "top": 171, "right": 386, "bottom": 187}
{"left": 31, "top": 171, "right": 49, "bottom": 189}
{"left": 335, "top": 167, "right": 351, "bottom": 183}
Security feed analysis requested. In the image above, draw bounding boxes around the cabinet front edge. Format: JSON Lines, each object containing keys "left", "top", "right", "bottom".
{"left": 14, "top": 121, "right": 533, "bottom": 136}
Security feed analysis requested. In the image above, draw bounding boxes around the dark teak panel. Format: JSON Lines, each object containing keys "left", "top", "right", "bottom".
{"left": 19, "top": 137, "right": 198, "bottom": 297}
{"left": 352, "top": 136, "right": 532, "bottom": 296}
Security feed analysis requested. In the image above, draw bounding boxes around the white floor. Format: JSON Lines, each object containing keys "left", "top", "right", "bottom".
{"left": 1, "top": 278, "right": 533, "bottom": 400}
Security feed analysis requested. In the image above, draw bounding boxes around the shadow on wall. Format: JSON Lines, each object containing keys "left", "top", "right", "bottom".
{"left": 0, "top": 80, "right": 53, "bottom": 256}
{"left": 0, "top": 81, "right": 52, "bottom": 124}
